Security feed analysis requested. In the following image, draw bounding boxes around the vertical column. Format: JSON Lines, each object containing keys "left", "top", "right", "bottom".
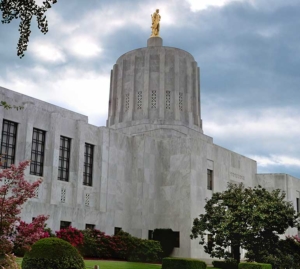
{"left": 108, "top": 64, "right": 119, "bottom": 126}
{"left": 195, "top": 66, "right": 200, "bottom": 127}
{"left": 174, "top": 53, "right": 180, "bottom": 121}
{"left": 144, "top": 51, "right": 150, "bottom": 118}
{"left": 187, "top": 61, "right": 193, "bottom": 127}
{"left": 159, "top": 49, "right": 165, "bottom": 120}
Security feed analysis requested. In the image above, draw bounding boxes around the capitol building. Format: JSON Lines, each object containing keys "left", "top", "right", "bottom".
{"left": 0, "top": 33, "right": 299, "bottom": 260}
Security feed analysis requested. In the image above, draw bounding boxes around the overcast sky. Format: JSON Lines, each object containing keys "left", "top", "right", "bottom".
{"left": 0, "top": 0, "right": 299, "bottom": 178}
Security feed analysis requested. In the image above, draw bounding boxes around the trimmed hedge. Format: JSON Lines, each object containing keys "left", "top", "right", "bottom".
{"left": 162, "top": 257, "right": 206, "bottom": 269}
{"left": 129, "top": 239, "right": 163, "bottom": 263}
{"left": 212, "top": 260, "right": 238, "bottom": 269}
{"left": 22, "top": 237, "right": 84, "bottom": 269}
{"left": 238, "top": 263, "right": 272, "bottom": 269}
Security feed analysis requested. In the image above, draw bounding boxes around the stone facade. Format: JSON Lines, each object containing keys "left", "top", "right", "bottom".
{"left": 0, "top": 37, "right": 299, "bottom": 261}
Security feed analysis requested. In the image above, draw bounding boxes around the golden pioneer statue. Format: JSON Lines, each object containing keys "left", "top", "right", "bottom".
{"left": 151, "top": 9, "right": 161, "bottom": 37}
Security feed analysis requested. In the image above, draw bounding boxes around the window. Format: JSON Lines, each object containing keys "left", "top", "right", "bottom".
{"left": 1, "top": 120, "right": 17, "bottom": 168}
{"left": 60, "top": 221, "right": 71, "bottom": 230}
{"left": 148, "top": 230, "right": 154, "bottom": 240}
{"left": 137, "top": 91, "right": 142, "bottom": 109}
{"left": 179, "top": 92, "right": 183, "bottom": 111}
{"left": 58, "top": 136, "right": 71, "bottom": 182}
{"left": 297, "top": 198, "right": 299, "bottom": 213}
{"left": 85, "top": 224, "right": 95, "bottom": 230}
{"left": 166, "top": 91, "right": 171, "bottom": 109}
{"left": 114, "top": 227, "right": 122, "bottom": 235}
{"left": 151, "top": 90, "right": 157, "bottom": 109}
{"left": 85, "top": 193, "right": 90, "bottom": 207}
{"left": 30, "top": 128, "right": 45, "bottom": 176}
{"left": 61, "top": 188, "right": 66, "bottom": 203}
{"left": 125, "top": 93, "right": 129, "bottom": 111}
{"left": 207, "top": 169, "right": 213, "bottom": 190}
{"left": 173, "top": 231, "right": 180, "bottom": 248}
{"left": 83, "top": 143, "right": 94, "bottom": 186}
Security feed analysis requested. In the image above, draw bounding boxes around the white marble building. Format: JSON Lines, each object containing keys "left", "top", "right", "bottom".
{"left": 0, "top": 37, "right": 299, "bottom": 260}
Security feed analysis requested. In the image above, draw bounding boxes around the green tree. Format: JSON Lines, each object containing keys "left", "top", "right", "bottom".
{"left": 0, "top": 0, "right": 58, "bottom": 57}
{"left": 190, "top": 183, "right": 299, "bottom": 263}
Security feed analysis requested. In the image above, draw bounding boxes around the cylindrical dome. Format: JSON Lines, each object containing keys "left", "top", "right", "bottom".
{"left": 107, "top": 37, "right": 202, "bottom": 132}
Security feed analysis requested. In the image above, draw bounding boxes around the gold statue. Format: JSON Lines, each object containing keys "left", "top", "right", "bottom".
{"left": 151, "top": 9, "right": 161, "bottom": 37}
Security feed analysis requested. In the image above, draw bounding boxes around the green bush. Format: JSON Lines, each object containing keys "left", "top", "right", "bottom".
{"left": 22, "top": 237, "right": 84, "bottom": 269}
{"left": 129, "top": 239, "right": 163, "bottom": 263}
{"left": 212, "top": 260, "right": 238, "bottom": 269}
{"left": 153, "top": 229, "right": 176, "bottom": 257}
{"left": 239, "top": 263, "right": 272, "bottom": 269}
{"left": 162, "top": 257, "right": 206, "bottom": 269}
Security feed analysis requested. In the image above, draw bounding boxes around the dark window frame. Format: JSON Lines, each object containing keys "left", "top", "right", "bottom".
{"left": 207, "top": 169, "right": 213, "bottom": 190}
{"left": 1, "top": 119, "right": 18, "bottom": 169}
{"left": 85, "top": 224, "right": 95, "bottom": 230}
{"left": 83, "top": 143, "right": 94, "bottom": 186}
{"left": 30, "top": 128, "right": 46, "bottom": 176}
{"left": 60, "top": 221, "right": 71, "bottom": 230}
{"left": 58, "top": 136, "right": 71, "bottom": 182}
{"left": 148, "top": 230, "right": 154, "bottom": 240}
{"left": 114, "top": 227, "right": 122, "bottom": 235}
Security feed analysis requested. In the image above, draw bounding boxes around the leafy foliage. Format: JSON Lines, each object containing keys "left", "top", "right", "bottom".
{"left": 0, "top": 0, "right": 58, "bottom": 57}
{"left": 190, "top": 183, "right": 299, "bottom": 263}
{"left": 0, "top": 101, "right": 23, "bottom": 111}
{"left": 13, "top": 215, "right": 49, "bottom": 256}
{"left": 212, "top": 260, "right": 238, "bottom": 269}
{"left": 162, "top": 257, "right": 207, "bottom": 269}
{"left": 129, "top": 239, "right": 163, "bottom": 263}
{"left": 56, "top": 226, "right": 84, "bottom": 247}
{"left": 0, "top": 253, "right": 20, "bottom": 269}
{"left": 21, "top": 237, "right": 85, "bottom": 269}
{"left": 0, "top": 160, "right": 45, "bottom": 256}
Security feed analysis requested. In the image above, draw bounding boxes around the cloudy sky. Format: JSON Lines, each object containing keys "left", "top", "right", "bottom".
{"left": 0, "top": 0, "right": 299, "bottom": 178}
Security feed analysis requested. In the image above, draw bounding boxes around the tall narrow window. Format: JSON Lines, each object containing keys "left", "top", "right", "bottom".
{"left": 1, "top": 120, "right": 17, "bottom": 168}
{"left": 297, "top": 198, "right": 299, "bottom": 213}
{"left": 207, "top": 234, "right": 213, "bottom": 251}
{"left": 148, "top": 230, "right": 154, "bottom": 240}
{"left": 207, "top": 169, "right": 213, "bottom": 190}
{"left": 83, "top": 143, "right": 94, "bottom": 186}
{"left": 58, "top": 136, "right": 71, "bottom": 182}
{"left": 30, "top": 128, "right": 45, "bottom": 176}
{"left": 173, "top": 231, "right": 180, "bottom": 248}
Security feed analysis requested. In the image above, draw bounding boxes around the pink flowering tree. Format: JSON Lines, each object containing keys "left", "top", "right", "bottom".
{"left": 0, "top": 160, "right": 45, "bottom": 255}
{"left": 14, "top": 215, "right": 49, "bottom": 254}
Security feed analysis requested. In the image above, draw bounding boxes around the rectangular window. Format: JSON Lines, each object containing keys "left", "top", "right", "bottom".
{"left": 58, "top": 136, "right": 71, "bottom": 182}
{"left": 85, "top": 224, "right": 95, "bottom": 230}
{"left": 114, "top": 227, "right": 122, "bottom": 235}
{"left": 297, "top": 198, "right": 299, "bottom": 213}
{"left": 208, "top": 234, "right": 213, "bottom": 251}
{"left": 1, "top": 119, "right": 17, "bottom": 168}
{"left": 207, "top": 169, "right": 213, "bottom": 190}
{"left": 60, "top": 221, "right": 71, "bottom": 230}
{"left": 30, "top": 128, "right": 46, "bottom": 176}
{"left": 148, "top": 230, "right": 154, "bottom": 240}
{"left": 173, "top": 231, "right": 180, "bottom": 248}
{"left": 83, "top": 143, "right": 94, "bottom": 186}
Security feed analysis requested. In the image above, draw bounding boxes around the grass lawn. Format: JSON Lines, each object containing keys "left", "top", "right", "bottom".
{"left": 16, "top": 258, "right": 162, "bottom": 269}
{"left": 85, "top": 260, "right": 161, "bottom": 269}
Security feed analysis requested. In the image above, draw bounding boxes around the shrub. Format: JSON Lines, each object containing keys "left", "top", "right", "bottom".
{"left": 153, "top": 229, "right": 176, "bottom": 257}
{"left": 239, "top": 263, "right": 272, "bottom": 269}
{"left": 162, "top": 257, "right": 206, "bottom": 269}
{"left": 21, "top": 237, "right": 84, "bottom": 269}
{"left": 212, "top": 260, "right": 238, "bottom": 269}
{"left": 56, "top": 226, "right": 84, "bottom": 247}
{"left": 129, "top": 239, "right": 163, "bottom": 263}
{"left": 0, "top": 253, "right": 20, "bottom": 269}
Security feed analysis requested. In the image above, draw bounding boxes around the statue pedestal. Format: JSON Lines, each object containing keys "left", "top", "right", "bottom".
{"left": 147, "top": 37, "right": 163, "bottom": 47}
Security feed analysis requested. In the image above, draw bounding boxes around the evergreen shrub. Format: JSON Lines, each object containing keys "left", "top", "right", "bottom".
{"left": 212, "top": 260, "right": 238, "bottom": 269}
{"left": 129, "top": 239, "right": 163, "bottom": 263}
{"left": 162, "top": 257, "right": 206, "bottom": 269}
{"left": 21, "top": 237, "right": 84, "bottom": 269}
{"left": 238, "top": 263, "right": 272, "bottom": 269}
